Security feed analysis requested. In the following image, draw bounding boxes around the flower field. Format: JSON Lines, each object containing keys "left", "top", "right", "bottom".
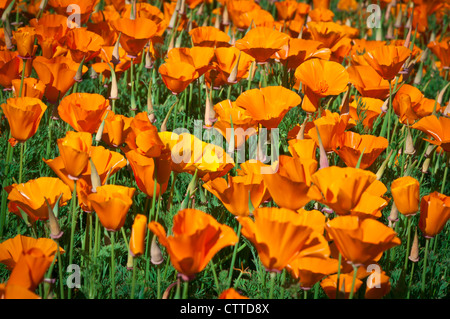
{"left": 0, "top": 0, "right": 449, "bottom": 301}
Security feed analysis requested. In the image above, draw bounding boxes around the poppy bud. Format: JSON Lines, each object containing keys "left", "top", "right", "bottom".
{"left": 404, "top": 126, "right": 415, "bottom": 155}
{"left": 316, "top": 127, "right": 329, "bottom": 169}
{"left": 413, "top": 61, "right": 423, "bottom": 85}
{"left": 405, "top": 5, "right": 414, "bottom": 30}
{"left": 108, "top": 64, "right": 118, "bottom": 100}
{"left": 89, "top": 67, "right": 98, "bottom": 79}
{"left": 376, "top": 149, "right": 392, "bottom": 180}
{"left": 111, "top": 34, "right": 121, "bottom": 66}
{"left": 388, "top": 202, "right": 399, "bottom": 227}
{"left": 168, "top": 6, "right": 178, "bottom": 29}
{"left": 147, "top": 80, "right": 156, "bottom": 123}
{"left": 443, "top": 100, "right": 450, "bottom": 117}
{"left": 437, "top": 82, "right": 450, "bottom": 107}
{"left": 3, "top": 19, "right": 14, "bottom": 50}
{"left": 74, "top": 57, "right": 85, "bottom": 83}
{"left": 129, "top": 214, "right": 147, "bottom": 257}
{"left": 385, "top": 22, "right": 394, "bottom": 40}
{"left": 394, "top": 7, "right": 403, "bottom": 29}
{"left": 127, "top": 251, "right": 134, "bottom": 270}
{"left": 408, "top": 228, "right": 419, "bottom": 262}
{"left": 145, "top": 49, "right": 153, "bottom": 69}
{"left": 222, "top": 5, "right": 229, "bottom": 26}
{"left": 45, "top": 197, "right": 63, "bottom": 240}
{"left": 151, "top": 235, "right": 164, "bottom": 265}
{"left": 89, "top": 159, "right": 101, "bottom": 192}
{"left": 214, "top": 14, "right": 221, "bottom": 29}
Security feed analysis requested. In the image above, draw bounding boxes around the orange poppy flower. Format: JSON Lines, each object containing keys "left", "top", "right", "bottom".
{"left": 320, "top": 273, "right": 363, "bottom": 299}
{"left": 33, "top": 55, "right": 88, "bottom": 103}
{"left": 159, "top": 61, "right": 198, "bottom": 94}
{"left": 237, "top": 207, "right": 316, "bottom": 272}
{"left": 101, "top": 111, "right": 133, "bottom": 148}
{"left": 335, "top": 131, "right": 388, "bottom": 169}
{"left": 5, "top": 177, "right": 72, "bottom": 222}
{"left": 0, "top": 51, "right": 21, "bottom": 89}
{"left": 305, "top": 110, "right": 350, "bottom": 152}
{"left": 33, "top": 14, "right": 71, "bottom": 59}
{"left": 6, "top": 247, "right": 53, "bottom": 292}
{"left": 276, "top": 38, "right": 331, "bottom": 71}
{"left": 347, "top": 97, "right": 384, "bottom": 129}
{"left": 347, "top": 65, "right": 392, "bottom": 100}
{"left": 58, "top": 92, "right": 109, "bottom": 134}
{"left": 56, "top": 131, "right": 92, "bottom": 180}
{"left": 189, "top": 26, "right": 231, "bottom": 48}
{"left": 212, "top": 99, "right": 256, "bottom": 149}
{"left": 227, "top": 1, "right": 274, "bottom": 30}
{"left": 88, "top": 185, "right": 135, "bottom": 232}
{"left": 307, "top": 166, "right": 380, "bottom": 215}
{"left": 418, "top": 192, "right": 450, "bottom": 238}
{"left": 210, "top": 47, "right": 255, "bottom": 86}
{"left": 110, "top": 17, "right": 157, "bottom": 58}
{"left": 287, "top": 256, "right": 339, "bottom": 290}
{"left": 364, "top": 269, "right": 391, "bottom": 299}
{"left": 390, "top": 176, "right": 420, "bottom": 217}
{"left": 61, "top": 27, "right": 105, "bottom": 63}
{"left": 411, "top": 115, "right": 450, "bottom": 153}
{"left": 129, "top": 214, "right": 148, "bottom": 257}
{"left": 166, "top": 46, "right": 215, "bottom": 78}
{"left": 262, "top": 155, "right": 317, "bottom": 210}
{"left": 326, "top": 215, "right": 401, "bottom": 266}
{"left": 13, "top": 26, "right": 36, "bottom": 59}
{"left": 1, "top": 97, "right": 47, "bottom": 142}
{"left": 275, "top": 0, "right": 299, "bottom": 21}
{"left": 393, "top": 84, "right": 440, "bottom": 125}
{"left": 363, "top": 45, "right": 411, "bottom": 81}
{"left": 306, "top": 21, "right": 347, "bottom": 49}
{"left": 235, "top": 86, "right": 302, "bottom": 129}
{"left": 125, "top": 149, "right": 171, "bottom": 199}
{"left": 86, "top": 20, "right": 118, "bottom": 47}
{"left": 11, "top": 77, "right": 45, "bottom": 99}
{"left": 0, "top": 282, "right": 40, "bottom": 299}
{"left": 148, "top": 208, "right": 238, "bottom": 280}
{"left": 203, "top": 173, "right": 266, "bottom": 217}
{"left": 288, "top": 138, "right": 317, "bottom": 161}
{"left": 235, "top": 27, "right": 289, "bottom": 63}
{"left": 0, "top": 234, "right": 64, "bottom": 270}
{"left": 218, "top": 288, "right": 249, "bottom": 299}
{"left": 48, "top": 0, "right": 97, "bottom": 24}
{"left": 427, "top": 37, "right": 450, "bottom": 69}
{"left": 294, "top": 59, "right": 349, "bottom": 113}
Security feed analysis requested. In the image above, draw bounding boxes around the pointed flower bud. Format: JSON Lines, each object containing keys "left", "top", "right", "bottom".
{"left": 151, "top": 235, "right": 164, "bottom": 265}
{"left": 45, "top": 197, "right": 63, "bottom": 240}
{"left": 408, "top": 228, "right": 419, "bottom": 262}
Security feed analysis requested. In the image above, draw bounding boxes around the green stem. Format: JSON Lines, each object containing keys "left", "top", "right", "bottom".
{"left": 404, "top": 216, "right": 413, "bottom": 271}
{"left": 349, "top": 264, "right": 358, "bottom": 299}
{"left": 421, "top": 237, "right": 430, "bottom": 294}
{"left": 57, "top": 240, "right": 65, "bottom": 299}
{"left": 19, "top": 141, "right": 24, "bottom": 183}
{"left": 67, "top": 181, "right": 78, "bottom": 299}
{"left": 110, "top": 231, "right": 116, "bottom": 299}
{"left": 226, "top": 223, "right": 242, "bottom": 288}
{"left": 182, "top": 280, "right": 189, "bottom": 299}
{"left": 131, "top": 257, "right": 137, "bottom": 299}
{"left": 130, "top": 58, "right": 136, "bottom": 116}
{"left": 18, "top": 59, "right": 26, "bottom": 98}
{"left": 268, "top": 272, "right": 276, "bottom": 299}
{"left": 406, "top": 261, "right": 415, "bottom": 299}
{"left": 210, "top": 260, "right": 220, "bottom": 294}
{"left": 335, "top": 253, "right": 342, "bottom": 299}
{"left": 441, "top": 156, "right": 449, "bottom": 194}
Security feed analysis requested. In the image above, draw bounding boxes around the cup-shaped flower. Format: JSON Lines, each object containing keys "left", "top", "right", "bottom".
{"left": 148, "top": 209, "right": 238, "bottom": 280}
{"left": 203, "top": 173, "right": 266, "bottom": 217}
{"left": 129, "top": 214, "right": 148, "bottom": 257}
{"left": 62, "top": 27, "right": 105, "bottom": 63}
{"left": 6, "top": 177, "right": 72, "bottom": 222}
{"left": 390, "top": 176, "right": 420, "bottom": 216}
{"left": 411, "top": 115, "right": 450, "bottom": 153}
{"left": 13, "top": 26, "right": 36, "bottom": 59}
{"left": 56, "top": 131, "right": 92, "bottom": 180}
{"left": 11, "top": 78, "right": 45, "bottom": 99}
{"left": 418, "top": 192, "right": 450, "bottom": 238}
{"left": 347, "top": 96, "right": 384, "bottom": 129}
{"left": 101, "top": 112, "right": 133, "bottom": 148}
{"left": 0, "top": 234, "right": 64, "bottom": 270}
{"left": 363, "top": 45, "right": 411, "bottom": 81}
{"left": 335, "top": 132, "right": 388, "bottom": 169}
{"left": 262, "top": 155, "right": 317, "bottom": 210}
{"left": 0, "top": 51, "right": 21, "bottom": 89}
{"left": 159, "top": 61, "right": 198, "bottom": 94}
{"left": 307, "top": 166, "right": 379, "bottom": 215}
{"left": 320, "top": 273, "right": 363, "bottom": 299}
{"left": 1, "top": 97, "right": 46, "bottom": 143}
{"left": 295, "top": 59, "right": 349, "bottom": 113}
{"left": 58, "top": 92, "right": 110, "bottom": 133}
{"left": 235, "top": 27, "right": 289, "bottom": 63}
{"left": 189, "top": 26, "right": 231, "bottom": 48}
{"left": 88, "top": 185, "right": 135, "bottom": 232}
{"left": 347, "top": 65, "right": 391, "bottom": 100}
{"left": 237, "top": 207, "right": 316, "bottom": 272}
{"left": 325, "top": 215, "right": 401, "bottom": 266}
{"left": 286, "top": 256, "right": 339, "bottom": 290}
{"left": 235, "top": 86, "right": 302, "bottom": 129}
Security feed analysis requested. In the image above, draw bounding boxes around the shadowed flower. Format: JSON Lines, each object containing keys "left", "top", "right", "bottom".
{"left": 11, "top": 78, "right": 45, "bottom": 99}
{"left": 390, "top": 176, "right": 420, "bottom": 216}
{"left": 6, "top": 177, "right": 72, "bottom": 222}
{"left": 418, "top": 192, "right": 450, "bottom": 238}
{"left": 209, "top": 47, "right": 255, "bottom": 87}
{"left": 88, "top": 185, "right": 135, "bottom": 232}
{"left": 189, "top": 26, "right": 231, "bottom": 48}
{"left": 237, "top": 207, "right": 316, "bottom": 272}
{"left": 320, "top": 273, "right": 363, "bottom": 299}
{"left": 363, "top": 45, "right": 411, "bottom": 80}
{"left": 235, "top": 86, "right": 302, "bottom": 129}
{"left": 56, "top": 131, "right": 92, "bottom": 180}
{"left": 148, "top": 209, "right": 238, "bottom": 281}
{"left": 159, "top": 61, "right": 198, "bottom": 94}
{"left": 325, "top": 215, "right": 401, "bottom": 266}
{"left": 1, "top": 97, "right": 47, "bottom": 142}
{"left": 0, "top": 51, "right": 21, "bottom": 89}
{"left": 411, "top": 115, "right": 450, "bottom": 153}
{"left": 335, "top": 131, "right": 388, "bottom": 169}
{"left": 203, "top": 173, "right": 266, "bottom": 217}
{"left": 287, "top": 256, "right": 339, "bottom": 290}
{"left": 262, "top": 155, "right": 317, "bottom": 210}
{"left": 0, "top": 234, "right": 64, "bottom": 270}
{"left": 58, "top": 93, "right": 109, "bottom": 134}
{"left": 347, "top": 65, "right": 392, "bottom": 100}
{"left": 13, "top": 26, "right": 36, "bottom": 59}
{"left": 235, "top": 27, "right": 289, "bottom": 63}
{"left": 62, "top": 27, "right": 105, "bottom": 63}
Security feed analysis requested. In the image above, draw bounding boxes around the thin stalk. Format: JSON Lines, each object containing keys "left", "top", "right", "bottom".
{"left": 387, "top": 81, "right": 393, "bottom": 143}
{"left": 18, "top": 142, "right": 24, "bottom": 183}
{"left": 209, "top": 260, "right": 220, "bottom": 293}
{"left": 349, "top": 264, "right": 358, "bottom": 299}
{"left": 335, "top": 252, "right": 342, "bottom": 299}
{"left": 18, "top": 59, "right": 26, "bottom": 97}
{"left": 404, "top": 216, "right": 413, "bottom": 271}
{"left": 67, "top": 181, "right": 77, "bottom": 299}
{"left": 268, "top": 272, "right": 276, "bottom": 299}
{"left": 421, "top": 237, "right": 430, "bottom": 294}
{"left": 182, "top": 281, "right": 189, "bottom": 299}
{"left": 226, "top": 223, "right": 242, "bottom": 288}
{"left": 131, "top": 257, "right": 137, "bottom": 299}
{"left": 57, "top": 240, "right": 64, "bottom": 299}
{"left": 406, "top": 261, "right": 415, "bottom": 299}
{"left": 110, "top": 231, "right": 116, "bottom": 299}
{"left": 441, "top": 156, "right": 449, "bottom": 194}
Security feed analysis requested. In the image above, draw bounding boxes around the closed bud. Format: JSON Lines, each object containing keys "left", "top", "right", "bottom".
{"left": 222, "top": 5, "right": 229, "bottom": 26}
{"left": 111, "top": 34, "right": 121, "bottom": 65}
{"left": 227, "top": 51, "right": 240, "bottom": 84}
{"left": 404, "top": 126, "right": 415, "bottom": 155}
{"left": 394, "top": 7, "right": 403, "bottom": 29}
{"left": 74, "top": 56, "right": 85, "bottom": 82}
{"left": 89, "top": 158, "right": 102, "bottom": 192}
{"left": 129, "top": 214, "right": 147, "bottom": 257}
{"left": 150, "top": 235, "right": 164, "bottom": 265}
{"left": 388, "top": 202, "right": 399, "bottom": 227}
{"left": 316, "top": 127, "right": 329, "bottom": 169}
{"left": 408, "top": 228, "right": 419, "bottom": 262}
{"left": 45, "top": 197, "right": 63, "bottom": 240}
